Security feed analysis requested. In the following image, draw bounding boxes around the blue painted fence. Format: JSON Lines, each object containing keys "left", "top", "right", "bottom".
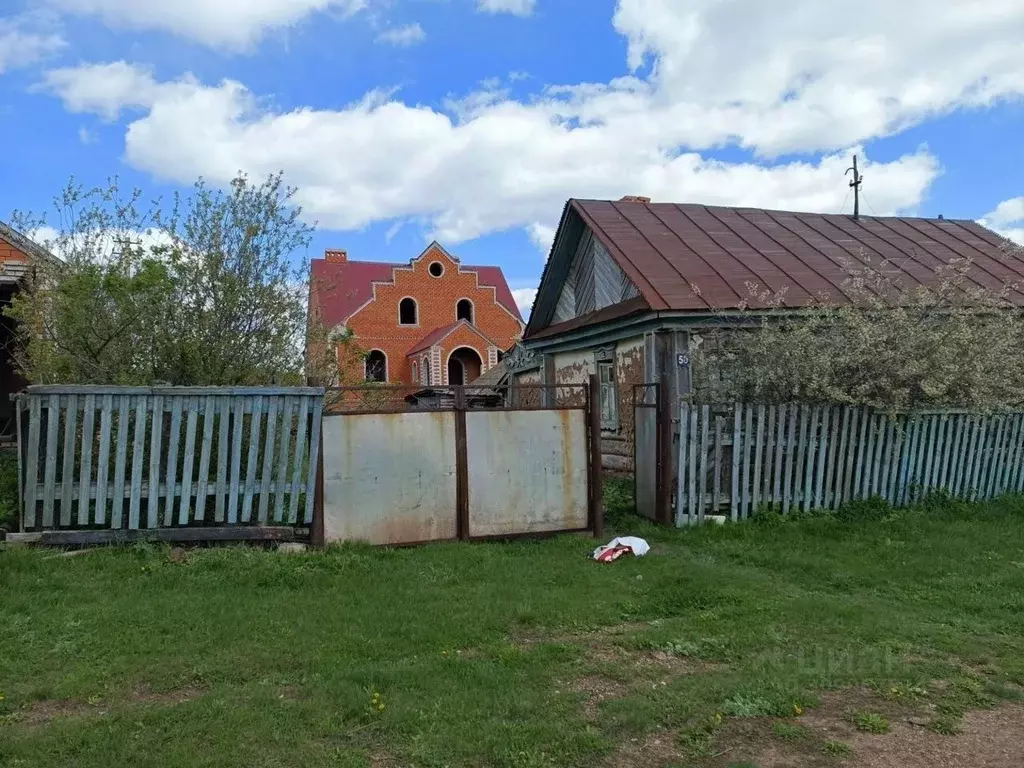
{"left": 676, "top": 403, "right": 1024, "bottom": 525}
{"left": 15, "top": 386, "right": 324, "bottom": 533}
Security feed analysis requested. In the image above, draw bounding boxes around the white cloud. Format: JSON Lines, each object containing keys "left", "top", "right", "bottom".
{"left": 0, "top": 14, "right": 64, "bottom": 74}
{"left": 40, "top": 61, "right": 173, "bottom": 120}
{"left": 44, "top": 0, "right": 367, "bottom": 50}
{"left": 980, "top": 197, "right": 1024, "bottom": 245}
{"left": 477, "top": 0, "right": 535, "bottom": 16}
{"left": 511, "top": 287, "right": 538, "bottom": 318}
{"left": 375, "top": 23, "right": 425, "bottom": 47}
{"left": 78, "top": 126, "right": 96, "bottom": 144}
{"left": 41, "top": 0, "right": 1024, "bottom": 246}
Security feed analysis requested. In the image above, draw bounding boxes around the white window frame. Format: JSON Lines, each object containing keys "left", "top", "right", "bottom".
{"left": 595, "top": 347, "right": 618, "bottom": 431}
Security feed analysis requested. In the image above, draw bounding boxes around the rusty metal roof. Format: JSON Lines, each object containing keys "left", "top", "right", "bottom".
{"left": 571, "top": 200, "right": 1024, "bottom": 311}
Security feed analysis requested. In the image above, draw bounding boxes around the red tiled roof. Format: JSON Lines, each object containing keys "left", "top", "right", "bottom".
{"left": 406, "top": 320, "right": 498, "bottom": 355}
{"left": 407, "top": 323, "right": 459, "bottom": 355}
{"left": 571, "top": 200, "right": 1024, "bottom": 311}
{"left": 310, "top": 257, "right": 523, "bottom": 329}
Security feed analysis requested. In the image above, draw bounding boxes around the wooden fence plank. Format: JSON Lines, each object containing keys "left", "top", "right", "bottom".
{"left": 258, "top": 397, "right": 280, "bottom": 523}
{"left": 909, "top": 415, "right": 925, "bottom": 505}
{"left": 802, "top": 407, "right": 817, "bottom": 512}
{"left": 698, "top": 405, "right": 710, "bottom": 522}
{"left": 752, "top": 405, "right": 765, "bottom": 513}
{"left": 838, "top": 407, "right": 852, "bottom": 504}
{"left": 241, "top": 395, "right": 262, "bottom": 523}
{"left": 830, "top": 407, "right": 847, "bottom": 508}
{"left": 772, "top": 404, "right": 786, "bottom": 507}
{"left": 963, "top": 417, "right": 982, "bottom": 500}
{"left": 782, "top": 404, "right": 796, "bottom": 515}
{"left": 872, "top": 413, "right": 888, "bottom": 498}
{"left": 214, "top": 396, "right": 231, "bottom": 522}
{"left": 163, "top": 398, "right": 183, "bottom": 526}
{"left": 793, "top": 406, "right": 808, "bottom": 511}
{"left": 741, "top": 404, "right": 753, "bottom": 519}
{"left": 712, "top": 415, "right": 723, "bottom": 515}
{"left": 933, "top": 415, "right": 950, "bottom": 491}
{"left": 814, "top": 407, "right": 830, "bottom": 510}
{"left": 1004, "top": 414, "right": 1023, "bottom": 494}
{"left": 94, "top": 395, "right": 113, "bottom": 526}
{"left": 42, "top": 394, "right": 61, "bottom": 528}
{"left": 675, "top": 403, "right": 688, "bottom": 526}
{"left": 146, "top": 395, "right": 164, "bottom": 529}
{"left": 60, "top": 395, "right": 79, "bottom": 527}
{"left": 853, "top": 407, "right": 869, "bottom": 500}
{"left": 128, "top": 396, "right": 147, "bottom": 530}
{"left": 920, "top": 415, "right": 938, "bottom": 498}
{"left": 762, "top": 405, "right": 776, "bottom": 505}
{"left": 287, "top": 397, "right": 310, "bottom": 524}
{"left": 861, "top": 413, "right": 876, "bottom": 499}
{"left": 879, "top": 415, "right": 894, "bottom": 504}
{"left": 274, "top": 400, "right": 294, "bottom": 524}
{"left": 950, "top": 415, "right": 966, "bottom": 499}
{"left": 729, "top": 406, "right": 740, "bottom": 521}
{"left": 998, "top": 414, "right": 1019, "bottom": 496}
{"left": 987, "top": 416, "right": 1008, "bottom": 499}
{"left": 178, "top": 397, "right": 199, "bottom": 525}
{"left": 195, "top": 395, "right": 217, "bottom": 521}
{"left": 77, "top": 395, "right": 96, "bottom": 527}
{"left": 936, "top": 415, "right": 953, "bottom": 492}
{"left": 981, "top": 417, "right": 999, "bottom": 500}
{"left": 24, "top": 395, "right": 41, "bottom": 529}
{"left": 302, "top": 397, "right": 323, "bottom": 525}
{"left": 1014, "top": 414, "right": 1024, "bottom": 492}
{"left": 227, "top": 397, "right": 246, "bottom": 524}
{"left": 894, "top": 413, "right": 914, "bottom": 505}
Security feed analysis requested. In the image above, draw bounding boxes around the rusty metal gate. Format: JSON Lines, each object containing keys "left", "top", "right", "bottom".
{"left": 319, "top": 380, "right": 603, "bottom": 545}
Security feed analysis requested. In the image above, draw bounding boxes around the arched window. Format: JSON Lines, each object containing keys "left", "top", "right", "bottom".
{"left": 456, "top": 298, "right": 474, "bottom": 324}
{"left": 399, "top": 298, "right": 418, "bottom": 325}
{"left": 412, "top": 361, "right": 419, "bottom": 383}
{"left": 365, "top": 350, "right": 387, "bottom": 382}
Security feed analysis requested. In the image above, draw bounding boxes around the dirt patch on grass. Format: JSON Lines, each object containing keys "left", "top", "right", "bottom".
{"left": 604, "top": 730, "right": 686, "bottom": 767}
{"left": 689, "top": 687, "right": 1024, "bottom": 768}
{"left": 13, "top": 686, "right": 203, "bottom": 728}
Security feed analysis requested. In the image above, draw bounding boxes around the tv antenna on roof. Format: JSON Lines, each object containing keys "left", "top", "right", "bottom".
{"left": 846, "top": 155, "right": 863, "bottom": 219}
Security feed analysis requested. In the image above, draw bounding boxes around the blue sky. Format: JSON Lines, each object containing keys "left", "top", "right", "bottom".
{"left": 2, "top": 0, "right": 1023, "bottom": 315}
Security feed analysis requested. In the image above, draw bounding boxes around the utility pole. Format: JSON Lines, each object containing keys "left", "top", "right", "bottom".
{"left": 846, "top": 155, "right": 863, "bottom": 218}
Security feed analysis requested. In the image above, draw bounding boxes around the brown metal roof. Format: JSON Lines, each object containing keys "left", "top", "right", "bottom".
{"left": 571, "top": 200, "right": 1024, "bottom": 311}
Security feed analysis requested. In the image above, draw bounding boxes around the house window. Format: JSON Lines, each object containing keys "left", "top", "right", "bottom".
{"left": 597, "top": 356, "right": 618, "bottom": 430}
{"left": 456, "top": 299, "right": 473, "bottom": 324}
{"left": 428, "top": 261, "right": 444, "bottom": 277}
{"left": 423, "top": 357, "right": 431, "bottom": 385}
{"left": 365, "top": 350, "right": 387, "bottom": 382}
{"left": 412, "top": 361, "right": 419, "bottom": 383}
{"left": 399, "top": 297, "right": 418, "bottom": 325}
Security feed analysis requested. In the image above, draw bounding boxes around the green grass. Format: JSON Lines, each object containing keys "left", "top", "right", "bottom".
{"left": 1, "top": 485, "right": 1024, "bottom": 767}
{"left": 852, "top": 711, "right": 890, "bottom": 734}
{"left": 822, "top": 739, "right": 852, "bottom": 757}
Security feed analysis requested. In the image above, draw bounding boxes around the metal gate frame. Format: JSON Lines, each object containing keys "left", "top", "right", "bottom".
{"left": 315, "top": 375, "right": 604, "bottom": 545}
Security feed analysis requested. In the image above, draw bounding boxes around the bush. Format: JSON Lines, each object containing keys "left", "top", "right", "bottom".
{"left": 0, "top": 450, "right": 19, "bottom": 530}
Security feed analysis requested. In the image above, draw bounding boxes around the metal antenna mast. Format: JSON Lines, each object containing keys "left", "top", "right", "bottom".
{"left": 846, "top": 155, "right": 863, "bottom": 218}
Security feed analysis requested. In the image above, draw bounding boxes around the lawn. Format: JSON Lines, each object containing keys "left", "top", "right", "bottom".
{"left": 2, "top": 481, "right": 1024, "bottom": 767}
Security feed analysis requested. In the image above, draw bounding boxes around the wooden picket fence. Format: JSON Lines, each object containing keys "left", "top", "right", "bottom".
{"left": 677, "top": 403, "right": 1024, "bottom": 525}
{"left": 15, "top": 386, "right": 324, "bottom": 539}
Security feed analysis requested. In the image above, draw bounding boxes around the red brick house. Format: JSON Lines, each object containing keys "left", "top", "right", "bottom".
{"left": 309, "top": 242, "right": 523, "bottom": 386}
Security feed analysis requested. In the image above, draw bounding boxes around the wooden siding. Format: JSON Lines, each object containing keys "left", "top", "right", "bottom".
{"left": 551, "top": 227, "right": 642, "bottom": 325}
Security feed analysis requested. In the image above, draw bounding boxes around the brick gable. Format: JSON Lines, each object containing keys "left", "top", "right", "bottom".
{"left": 323, "top": 243, "right": 523, "bottom": 385}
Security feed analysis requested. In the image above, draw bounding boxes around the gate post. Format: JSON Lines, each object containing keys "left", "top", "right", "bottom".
{"left": 453, "top": 386, "right": 470, "bottom": 540}
{"left": 656, "top": 372, "right": 673, "bottom": 526}
{"left": 587, "top": 374, "right": 604, "bottom": 539}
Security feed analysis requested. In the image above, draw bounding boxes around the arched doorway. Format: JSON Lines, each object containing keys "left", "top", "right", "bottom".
{"left": 447, "top": 347, "right": 482, "bottom": 385}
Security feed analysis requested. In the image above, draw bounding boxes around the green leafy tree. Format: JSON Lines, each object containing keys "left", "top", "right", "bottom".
{"left": 8, "top": 173, "right": 313, "bottom": 386}
{"left": 692, "top": 252, "right": 1024, "bottom": 409}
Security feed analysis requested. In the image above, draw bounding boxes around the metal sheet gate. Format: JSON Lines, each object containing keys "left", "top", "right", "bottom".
{"left": 320, "top": 381, "right": 603, "bottom": 545}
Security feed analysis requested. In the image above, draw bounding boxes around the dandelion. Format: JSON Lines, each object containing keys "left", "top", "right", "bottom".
{"left": 714, "top": 712, "right": 722, "bottom": 724}
{"left": 378, "top": 703, "right": 385, "bottom": 712}
{"left": 793, "top": 704, "right": 804, "bottom": 716}
{"left": 0, "top": 693, "right": 5, "bottom": 702}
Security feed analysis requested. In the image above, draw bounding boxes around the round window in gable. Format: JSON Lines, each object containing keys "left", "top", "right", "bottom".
{"left": 428, "top": 261, "right": 444, "bottom": 277}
